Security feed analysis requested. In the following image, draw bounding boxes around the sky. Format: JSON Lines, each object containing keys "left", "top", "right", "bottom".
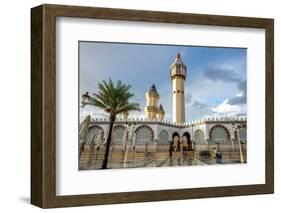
{"left": 79, "top": 41, "right": 247, "bottom": 122}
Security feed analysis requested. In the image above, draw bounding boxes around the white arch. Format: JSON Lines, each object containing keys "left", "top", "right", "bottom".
{"left": 209, "top": 125, "right": 231, "bottom": 144}
{"left": 113, "top": 125, "right": 126, "bottom": 144}
{"left": 85, "top": 126, "right": 104, "bottom": 144}
{"left": 194, "top": 129, "right": 205, "bottom": 144}
{"left": 159, "top": 130, "right": 169, "bottom": 144}
{"left": 135, "top": 125, "right": 154, "bottom": 144}
{"left": 238, "top": 127, "right": 247, "bottom": 144}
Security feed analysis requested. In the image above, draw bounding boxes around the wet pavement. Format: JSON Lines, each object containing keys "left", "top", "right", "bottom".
{"left": 79, "top": 156, "right": 242, "bottom": 170}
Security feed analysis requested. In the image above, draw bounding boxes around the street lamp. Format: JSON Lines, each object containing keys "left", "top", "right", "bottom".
{"left": 81, "top": 92, "right": 91, "bottom": 107}
{"left": 123, "top": 113, "right": 136, "bottom": 165}
{"left": 123, "top": 123, "right": 136, "bottom": 165}
{"left": 79, "top": 115, "right": 91, "bottom": 160}
{"left": 191, "top": 123, "right": 194, "bottom": 151}
{"left": 232, "top": 123, "right": 245, "bottom": 163}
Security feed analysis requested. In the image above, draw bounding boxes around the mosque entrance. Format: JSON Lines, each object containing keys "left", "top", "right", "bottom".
{"left": 182, "top": 132, "right": 192, "bottom": 151}
{"left": 170, "top": 132, "right": 180, "bottom": 154}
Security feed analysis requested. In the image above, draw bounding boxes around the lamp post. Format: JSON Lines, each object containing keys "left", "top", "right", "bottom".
{"left": 79, "top": 92, "right": 91, "bottom": 154}
{"left": 79, "top": 115, "right": 91, "bottom": 160}
{"left": 123, "top": 123, "right": 130, "bottom": 165}
{"left": 232, "top": 123, "right": 245, "bottom": 163}
{"left": 123, "top": 112, "right": 129, "bottom": 165}
{"left": 191, "top": 123, "right": 194, "bottom": 151}
{"left": 123, "top": 112, "right": 136, "bottom": 166}
{"left": 123, "top": 124, "right": 136, "bottom": 165}
{"left": 81, "top": 92, "right": 91, "bottom": 107}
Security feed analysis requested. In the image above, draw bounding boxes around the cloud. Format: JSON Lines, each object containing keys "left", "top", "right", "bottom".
{"left": 211, "top": 99, "right": 246, "bottom": 116}
{"left": 203, "top": 66, "right": 241, "bottom": 82}
{"left": 187, "top": 100, "right": 214, "bottom": 120}
{"left": 205, "top": 66, "right": 247, "bottom": 116}
{"left": 203, "top": 65, "right": 247, "bottom": 106}
{"left": 192, "top": 100, "right": 209, "bottom": 110}
{"left": 238, "top": 80, "right": 246, "bottom": 94}
{"left": 187, "top": 64, "right": 247, "bottom": 120}
{"left": 80, "top": 42, "right": 247, "bottom": 122}
{"left": 212, "top": 100, "right": 239, "bottom": 114}
{"left": 228, "top": 93, "right": 246, "bottom": 105}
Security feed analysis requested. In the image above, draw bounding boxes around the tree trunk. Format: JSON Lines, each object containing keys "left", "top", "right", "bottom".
{"left": 102, "top": 114, "right": 116, "bottom": 169}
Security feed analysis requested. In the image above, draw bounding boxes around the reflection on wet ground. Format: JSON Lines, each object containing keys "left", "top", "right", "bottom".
{"left": 80, "top": 156, "right": 241, "bottom": 170}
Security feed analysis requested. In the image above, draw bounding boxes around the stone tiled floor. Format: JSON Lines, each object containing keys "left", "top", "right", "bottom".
{"left": 79, "top": 156, "right": 241, "bottom": 170}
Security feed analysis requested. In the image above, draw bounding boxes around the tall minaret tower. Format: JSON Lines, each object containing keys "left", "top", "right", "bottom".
{"left": 170, "top": 53, "right": 187, "bottom": 123}
{"left": 144, "top": 84, "right": 160, "bottom": 119}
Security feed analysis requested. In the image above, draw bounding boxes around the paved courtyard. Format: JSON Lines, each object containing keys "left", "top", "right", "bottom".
{"left": 79, "top": 155, "right": 242, "bottom": 170}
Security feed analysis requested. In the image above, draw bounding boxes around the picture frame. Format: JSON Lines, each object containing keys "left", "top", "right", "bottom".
{"left": 31, "top": 4, "right": 274, "bottom": 208}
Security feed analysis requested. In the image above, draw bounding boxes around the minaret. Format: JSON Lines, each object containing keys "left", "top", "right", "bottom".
{"left": 170, "top": 53, "right": 187, "bottom": 123}
{"left": 145, "top": 84, "right": 159, "bottom": 119}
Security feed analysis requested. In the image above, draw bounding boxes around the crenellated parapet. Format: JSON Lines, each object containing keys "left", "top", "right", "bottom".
{"left": 84, "top": 115, "right": 247, "bottom": 128}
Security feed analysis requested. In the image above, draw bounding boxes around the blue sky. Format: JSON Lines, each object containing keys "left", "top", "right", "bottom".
{"left": 79, "top": 41, "right": 247, "bottom": 121}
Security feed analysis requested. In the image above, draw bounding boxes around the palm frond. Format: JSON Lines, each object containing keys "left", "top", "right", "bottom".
{"left": 89, "top": 79, "right": 140, "bottom": 116}
{"left": 115, "top": 103, "right": 141, "bottom": 114}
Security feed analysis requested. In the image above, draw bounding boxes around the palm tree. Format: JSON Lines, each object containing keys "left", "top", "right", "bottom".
{"left": 81, "top": 79, "right": 140, "bottom": 169}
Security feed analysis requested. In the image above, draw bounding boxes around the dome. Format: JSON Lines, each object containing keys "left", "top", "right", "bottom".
{"left": 149, "top": 84, "right": 157, "bottom": 93}
{"left": 147, "top": 84, "right": 159, "bottom": 97}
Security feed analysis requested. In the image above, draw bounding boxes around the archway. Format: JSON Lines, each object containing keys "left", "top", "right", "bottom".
{"left": 135, "top": 125, "right": 154, "bottom": 144}
{"left": 85, "top": 126, "right": 104, "bottom": 145}
{"left": 159, "top": 130, "right": 169, "bottom": 144}
{"left": 194, "top": 129, "right": 205, "bottom": 144}
{"left": 171, "top": 132, "right": 180, "bottom": 152}
{"left": 234, "top": 126, "right": 247, "bottom": 144}
{"left": 209, "top": 124, "right": 231, "bottom": 144}
{"left": 238, "top": 127, "right": 247, "bottom": 144}
{"left": 182, "top": 132, "right": 192, "bottom": 150}
{"left": 113, "top": 125, "right": 126, "bottom": 144}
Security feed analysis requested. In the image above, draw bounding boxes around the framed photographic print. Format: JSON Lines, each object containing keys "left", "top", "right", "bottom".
{"left": 31, "top": 4, "right": 274, "bottom": 208}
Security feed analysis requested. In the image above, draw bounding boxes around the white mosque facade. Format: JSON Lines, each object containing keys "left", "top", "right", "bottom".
{"left": 80, "top": 53, "right": 247, "bottom": 164}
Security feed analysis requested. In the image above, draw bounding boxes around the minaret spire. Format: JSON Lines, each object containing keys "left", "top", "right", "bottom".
{"left": 144, "top": 84, "right": 160, "bottom": 120}
{"left": 170, "top": 53, "right": 187, "bottom": 123}
{"left": 176, "top": 52, "right": 181, "bottom": 60}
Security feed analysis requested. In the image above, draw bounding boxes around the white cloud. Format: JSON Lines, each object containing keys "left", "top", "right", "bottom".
{"left": 211, "top": 99, "right": 246, "bottom": 116}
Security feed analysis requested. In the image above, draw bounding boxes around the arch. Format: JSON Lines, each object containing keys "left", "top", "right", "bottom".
{"left": 135, "top": 125, "right": 154, "bottom": 144}
{"left": 235, "top": 126, "right": 247, "bottom": 144}
{"left": 85, "top": 125, "right": 104, "bottom": 145}
{"left": 159, "top": 130, "right": 169, "bottom": 144}
{"left": 171, "top": 132, "right": 180, "bottom": 152}
{"left": 182, "top": 132, "right": 191, "bottom": 140}
{"left": 209, "top": 124, "right": 231, "bottom": 144}
{"left": 113, "top": 125, "right": 126, "bottom": 144}
{"left": 182, "top": 132, "right": 192, "bottom": 150}
{"left": 172, "top": 132, "right": 179, "bottom": 138}
{"left": 194, "top": 129, "right": 205, "bottom": 144}
{"left": 239, "top": 127, "right": 247, "bottom": 143}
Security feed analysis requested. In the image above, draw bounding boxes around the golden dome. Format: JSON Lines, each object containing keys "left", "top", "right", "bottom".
{"left": 147, "top": 84, "right": 159, "bottom": 98}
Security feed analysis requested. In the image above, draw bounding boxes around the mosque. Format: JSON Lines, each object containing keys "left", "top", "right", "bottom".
{"left": 79, "top": 53, "right": 247, "bottom": 168}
